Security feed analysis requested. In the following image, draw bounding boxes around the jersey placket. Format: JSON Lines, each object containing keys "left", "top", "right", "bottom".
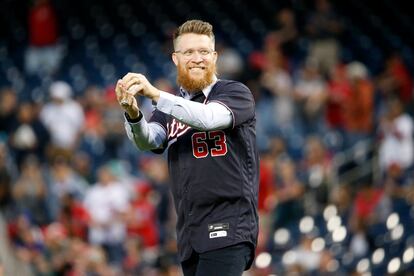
{"left": 183, "top": 92, "right": 204, "bottom": 221}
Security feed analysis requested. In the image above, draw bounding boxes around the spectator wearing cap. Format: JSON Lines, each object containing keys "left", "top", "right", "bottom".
{"left": 342, "top": 61, "right": 374, "bottom": 147}
{"left": 40, "top": 81, "right": 84, "bottom": 155}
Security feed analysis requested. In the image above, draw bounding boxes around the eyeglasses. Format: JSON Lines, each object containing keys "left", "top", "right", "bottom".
{"left": 174, "top": 48, "right": 215, "bottom": 57}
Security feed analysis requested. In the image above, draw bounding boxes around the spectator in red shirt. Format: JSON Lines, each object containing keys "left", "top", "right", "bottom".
{"left": 325, "top": 63, "right": 352, "bottom": 133}
{"left": 350, "top": 177, "right": 385, "bottom": 230}
{"left": 25, "top": 0, "right": 63, "bottom": 76}
{"left": 343, "top": 62, "right": 374, "bottom": 147}
{"left": 59, "top": 193, "right": 90, "bottom": 240}
{"left": 126, "top": 182, "right": 159, "bottom": 249}
{"left": 28, "top": 0, "right": 58, "bottom": 46}
{"left": 378, "top": 53, "right": 413, "bottom": 104}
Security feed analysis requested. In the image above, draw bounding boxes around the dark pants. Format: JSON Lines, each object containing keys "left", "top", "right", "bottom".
{"left": 102, "top": 242, "right": 125, "bottom": 266}
{"left": 181, "top": 243, "right": 252, "bottom": 276}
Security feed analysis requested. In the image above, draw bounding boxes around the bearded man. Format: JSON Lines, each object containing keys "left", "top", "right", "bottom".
{"left": 116, "top": 20, "right": 259, "bottom": 276}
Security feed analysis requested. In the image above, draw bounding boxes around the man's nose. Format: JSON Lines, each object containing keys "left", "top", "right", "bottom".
{"left": 190, "top": 52, "right": 204, "bottom": 62}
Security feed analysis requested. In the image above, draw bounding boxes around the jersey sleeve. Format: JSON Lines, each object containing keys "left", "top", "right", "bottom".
{"left": 149, "top": 109, "right": 168, "bottom": 133}
{"left": 209, "top": 81, "right": 255, "bottom": 128}
{"left": 148, "top": 110, "right": 169, "bottom": 154}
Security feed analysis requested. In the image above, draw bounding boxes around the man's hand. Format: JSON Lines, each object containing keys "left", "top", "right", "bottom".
{"left": 121, "top": 73, "right": 160, "bottom": 102}
{"left": 115, "top": 79, "right": 140, "bottom": 119}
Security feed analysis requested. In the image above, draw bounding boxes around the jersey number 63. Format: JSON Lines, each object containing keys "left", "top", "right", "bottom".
{"left": 191, "top": 130, "right": 228, "bottom": 158}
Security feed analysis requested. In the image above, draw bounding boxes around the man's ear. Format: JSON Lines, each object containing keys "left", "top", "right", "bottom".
{"left": 212, "top": 51, "right": 218, "bottom": 63}
{"left": 172, "top": 53, "right": 178, "bottom": 66}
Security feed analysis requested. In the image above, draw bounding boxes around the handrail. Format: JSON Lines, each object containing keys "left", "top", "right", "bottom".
{"left": 331, "top": 138, "right": 378, "bottom": 185}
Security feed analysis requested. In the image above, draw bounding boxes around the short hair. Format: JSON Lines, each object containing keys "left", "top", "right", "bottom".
{"left": 173, "top": 20, "right": 215, "bottom": 50}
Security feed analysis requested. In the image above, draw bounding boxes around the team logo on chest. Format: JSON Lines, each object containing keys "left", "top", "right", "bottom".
{"left": 167, "top": 119, "right": 229, "bottom": 159}
{"left": 167, "top": 119, "right": 191, "bottom": 140}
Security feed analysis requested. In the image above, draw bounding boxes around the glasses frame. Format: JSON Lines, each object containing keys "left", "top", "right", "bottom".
{"left": 174, "top": 48, "right": 215, "bottom": 58}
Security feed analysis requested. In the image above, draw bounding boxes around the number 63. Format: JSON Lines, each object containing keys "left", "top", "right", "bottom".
{"left": 191, "top": 130, "right": 228, "bottom": 158}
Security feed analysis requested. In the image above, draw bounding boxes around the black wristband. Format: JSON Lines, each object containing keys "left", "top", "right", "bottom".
{"left": 125, "top": 111, "right": 143, "bottom": 123}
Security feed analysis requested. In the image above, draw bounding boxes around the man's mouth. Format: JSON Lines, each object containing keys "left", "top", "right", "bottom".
{"left": 189, "top": 66, "right": 206, "bottom": 72}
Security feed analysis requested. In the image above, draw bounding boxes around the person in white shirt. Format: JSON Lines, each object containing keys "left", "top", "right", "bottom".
{"left": 40, "top": 81, "right": 84, "bottom": 150}
{"left": 378, "top": 97, "right": 414, "bottom": 172}
{"left": 83, "top": 164, "right": 130, "bottom": 265}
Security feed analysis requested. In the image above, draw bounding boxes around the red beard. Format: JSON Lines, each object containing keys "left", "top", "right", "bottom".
{"left": 177, "top": 63, "right": 216, "bottom": 93}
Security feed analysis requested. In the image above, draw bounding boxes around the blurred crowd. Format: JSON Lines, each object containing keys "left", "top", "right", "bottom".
{"left": 1, "top": 0, "right": 414, "bottom": 275}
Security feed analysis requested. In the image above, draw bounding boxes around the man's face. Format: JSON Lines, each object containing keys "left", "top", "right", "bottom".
{"left": 172, "top": 33, "right": 217, "bottom": 92}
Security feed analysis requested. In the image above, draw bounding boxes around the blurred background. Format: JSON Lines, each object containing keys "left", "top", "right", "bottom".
{"left": 0, "top": 0, "right": 413, "bottom": 275}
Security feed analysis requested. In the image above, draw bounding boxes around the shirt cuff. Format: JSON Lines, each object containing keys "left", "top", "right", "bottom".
{"left": 125, "top": 111, "right": 143, "bottom": 123}
{"left": 156, "top": 91, "right": 177, "bottom": 115}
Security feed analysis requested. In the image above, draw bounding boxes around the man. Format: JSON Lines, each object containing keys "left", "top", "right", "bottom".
{"left": 116, "top": 20, "right": 259, "bottom": 276}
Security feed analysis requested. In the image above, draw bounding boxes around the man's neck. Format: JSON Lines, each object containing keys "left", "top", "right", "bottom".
{"left": 180, "top": 76, "right": 218, "bottom": 99}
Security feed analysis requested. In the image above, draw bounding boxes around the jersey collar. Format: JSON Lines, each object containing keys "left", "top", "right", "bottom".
{"left": 179, "top": 76, "right": 218, "bottom": 100}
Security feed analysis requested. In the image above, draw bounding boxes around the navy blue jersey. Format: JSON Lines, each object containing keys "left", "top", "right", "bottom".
{"left": 149, "top": 80, "right": 259, "bottom": 267}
